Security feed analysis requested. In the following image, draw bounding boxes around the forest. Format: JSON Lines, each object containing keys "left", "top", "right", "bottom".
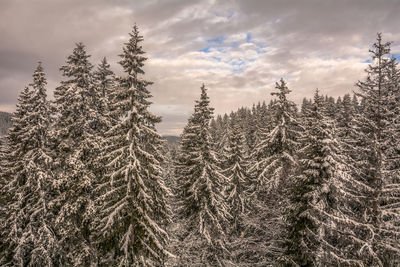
{"left": 0, "top": 25, "right": 399, "bottom": 266}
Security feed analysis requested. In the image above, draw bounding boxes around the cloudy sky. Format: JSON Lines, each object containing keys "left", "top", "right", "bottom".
{"left": 1, "top": 0, "right": 400, "bottom": 135}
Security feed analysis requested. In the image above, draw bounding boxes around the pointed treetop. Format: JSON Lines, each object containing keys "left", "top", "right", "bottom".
{"left": 200, "top": 83, "right": 208, "bottom": 99}
{"left": 271, "top": 78, "right": 291, "bottom": 101}
{"left": 312, "top": 88, "right": 325, "bottom": 112}
{"left": 119, "top": 24, "right": 146, "bottom": 76}
{"left": 31, "top": 62, "right": 47, "bottom": 89}
{"left": 313, "top": 88, "right": 321, "bottom": 102}
{"left": 95, "top": 57, "right": 113, "bottom": 76}
{"left": 194, "top": 84, "right": 214, "bottom": 119}
{"left": 371, "top": 32, "right": 392, "bottom": 59}
{"left": 60, "top": 42, "right": 93, "bottom": 82}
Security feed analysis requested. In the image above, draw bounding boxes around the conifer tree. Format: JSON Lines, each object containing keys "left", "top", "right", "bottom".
{"left": 0, "top": 86, "right": 32, "bottom": 265}
{"left": 283, "top": 89, "right": 340, "bottom": 266}
{"left": 250, "top": 78, "right": 300, "bottom": 193}
{"left": 93, "top": 57, "right": 115, "bottom": 131}
{"left": 52, "top": 43, "right": 98, "bottom": 265}
{"left": 1, "top": 64, "right": 57, "bottom": 266}
{"left": 242, "top": 79, "right": 300, "bottom": 265}
{"left": 176, "top": 84, "right": 230, "bottom": 266}
{"left": 325, "top": 33, "right": 400, "bottom": 266}
{"left": 222, "top": 114, "right": 253, "bottom": 264}
{"left": 353, "top": 33, "right": 399, "bottom": 265}
{"left": 223, "top": 114, "right": 251, "bottom": 232}
{"left": 94, "top": 25, "right": 170, "bottom": 266}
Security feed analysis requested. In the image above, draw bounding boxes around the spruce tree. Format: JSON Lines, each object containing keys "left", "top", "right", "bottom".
{"left": 242, "top": 79, "right": 300, "bottom": 265}
{"left": 283, "top": 89, "right": 340, "bottom": 266}
{"left": 52, "top": 43, "right": 98, "bottom": 265}
{"left": 176, "top": 84, "right": 230, "bottom": 266}
{"left": 249, "top": 78, "right": 300, "bottom": 192}
{"left": 353, "top": 33, "right": 399, "bottom": 265}
{"left": 94, "top": 25, "right": 170, "bottom": 266}
{"left": 0, "top": 86, "right": 32, "bottom": 265}
{"left": 326, "top": 33, "right": 400, "bottom": 266}
{"left": 92, "top": 56, "right": 115, "bottom": 131}
{"left": 1, "top": 64, "right": 57, "bottom": 266}
{"left": 224, "top": 114, "right": 251, "bottom": 229}
{"left": 222, "top": 114, "right": 253, "bottom": 264}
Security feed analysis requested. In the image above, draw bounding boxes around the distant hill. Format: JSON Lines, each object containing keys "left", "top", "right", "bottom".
{"left": 163, "top": 135, "right": 180, "bottom": 146}
{"left": 0, "top": 111, "right": 12, "bottom": 136}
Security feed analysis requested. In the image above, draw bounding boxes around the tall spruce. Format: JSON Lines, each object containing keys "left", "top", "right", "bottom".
{"left": 92, "top": 57, "right": 115, "bottom": 131}
{"left": 52, "top": 43, "right": 98, "bottom": 265}
{"left": 240, "top": 79, "right": 300, "bottom": 265}
{"left": 176, "top": 85, "right": 230, "bottom": 266}
{"left": 283, "top": 89, "right": 341, "bottom": 265}
{"left": 354, "top": 33, "right": 400, "bottom": 265}
{"left": 1, "top": 64, "right": 57, "bottom": 266}
{"left": 249, "top": 78, "right": 300, "bottom": 192}
{"left": 223, "top": 114, "right": 251, "bottom": 231}
{"left": 0, "top": 86, "right": 33, "bottom": 265}
{"left": 327, "top": 33, "right": 400, "bottom": 266}
{"left": 94, "top": 25, "right": 170, "bottom": 266}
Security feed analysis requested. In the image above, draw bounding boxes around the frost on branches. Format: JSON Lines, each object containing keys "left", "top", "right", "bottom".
{"left": 175, "top": 85, "right": 231, "bottom": 266}
{"left": 0, "top": 27, "right": 399, "bottom": 266}
{"left": 93, "top": 25, "right": 171, "bottom": 266}
{"left": 0, "top": 64, "right": 57, "bottom": 266}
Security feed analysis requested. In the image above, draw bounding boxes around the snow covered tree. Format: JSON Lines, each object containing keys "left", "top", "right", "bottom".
{"left": 221, "top": 114, "right": 253, "bottom": 264}
{"left": 361, "top": 34, "right": 400, "bottom": 265}
{"left": 175, "top": 84, "right": 231, "bottom": 266}
{"left": 323, "top": 33, "right": 400, "bottom": 266}
{"left": 52, "top": 43, "right": 99, "bottom": 265}
{"left": 224, "top": 114, "right": 251, "bottom": 228}
{"left": 282, "top": 89, "right": 341, "bottom": 266}
{"left": 353, "top": 33, "right": 400, "bottom": 265}
{"left": 324, "top": 95, "right": 337, "bottom": 119}
{"left": 238, "top": 79, "right": 300, "bottom": 265}
{"left": 93, "top": 57, "right": 115, "bottom": 101}
{"left": 0, "top": 64, "right": 58, "bottom": 266}
{"left": 0, "top": 86, "right": 31, "bottom": 265}
{"left": 249, "top": 78, "right": 300, "bottom": 193}
{"left": 301, "top": 97, "right": 312, "bottom": 116}
{"left": 91, "top": 57, "right": 116, "bottom": 205}
{"left": 92, "top": 56, "right": 115, "bottom": 131}
{"left": 93, "top": 25, "right": 171, "bottom": 266}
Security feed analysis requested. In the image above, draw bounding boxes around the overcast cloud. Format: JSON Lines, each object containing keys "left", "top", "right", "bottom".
{"left": 1, "top": 0, "right": 399, "bottom": 135}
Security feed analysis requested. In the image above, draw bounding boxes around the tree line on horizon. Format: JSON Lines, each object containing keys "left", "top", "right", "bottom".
{"left": 0, "top": 25, "right": 399, "bottom": 266}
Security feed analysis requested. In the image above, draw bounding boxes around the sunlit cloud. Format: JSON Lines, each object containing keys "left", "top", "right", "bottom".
{"left": 0, "top": 0, "right": 399, "bottom": 135}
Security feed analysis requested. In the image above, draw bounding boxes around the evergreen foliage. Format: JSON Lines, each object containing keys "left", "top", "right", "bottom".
{"left": 175, "top": 85, "right": 231, "bottom": 266}
{"left": 0, "top": 64, "right": 57, "bottom": 266}
{"left": 93, "top": 25, "right": 170, "bottom": 266}
{"left": 0, "top": 28, "right": 399, "bottom": 266}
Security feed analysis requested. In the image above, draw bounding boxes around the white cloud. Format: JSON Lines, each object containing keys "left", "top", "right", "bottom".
{"left": 0, "top": 0, "right": 400, "bottom": 135}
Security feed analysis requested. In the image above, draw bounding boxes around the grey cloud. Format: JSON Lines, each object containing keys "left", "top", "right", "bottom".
{"left": 0, "top": 0, "right": 399, "bottom": 134}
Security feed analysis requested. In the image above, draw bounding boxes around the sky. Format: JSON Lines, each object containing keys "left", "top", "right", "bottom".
{"left": 1, "top": 0, "right": 400, "bottom": 135}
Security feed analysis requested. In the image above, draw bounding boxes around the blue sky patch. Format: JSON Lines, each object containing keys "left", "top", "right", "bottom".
{"left": 198, "top": 32, "right": 268, "bottom": 73}
{"left": 207, "top": 36, "right": 224, "bottom": 44}
{"left": 230, "top": 59, "right": 245, "bottom": 66}
{"left": 246, "top": 32, "right": 252, "bottom": 43}
{"left": 199, "top": 46, "right": 211, "bottom": 53}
